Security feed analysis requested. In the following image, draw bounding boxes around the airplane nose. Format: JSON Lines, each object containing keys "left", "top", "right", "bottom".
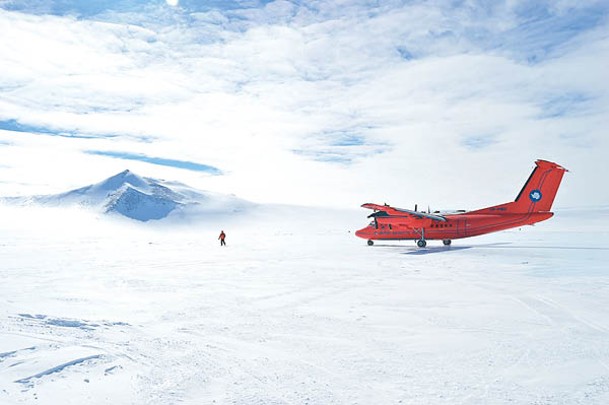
{"left": 355, "top": 228, "right": 368, "bottom": 239}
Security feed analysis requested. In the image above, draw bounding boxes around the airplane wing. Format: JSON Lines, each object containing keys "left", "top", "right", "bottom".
{"left": 361, "top": 203, "right": 447, "bottom": 222}
{"left": 392, "top": 207, "right": 447, "bottom": 222}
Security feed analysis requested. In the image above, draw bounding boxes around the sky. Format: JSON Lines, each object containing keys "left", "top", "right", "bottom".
{"left": 0, "top": 0, "right": 608, "bottom": 210}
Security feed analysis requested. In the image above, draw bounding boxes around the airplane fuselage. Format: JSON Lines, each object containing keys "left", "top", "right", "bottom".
{"left": 355, "top": 211, "right": 554, "bottom": 242}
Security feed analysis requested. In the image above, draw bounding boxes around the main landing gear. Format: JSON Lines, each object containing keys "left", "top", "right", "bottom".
{"left": 416, "top": 228, "right": 427, "bottom": 248}
{"left": 411, "top": 229, "right": 453, "bottom": 248}
{"left": 415, "top": 239, "right": 452, "bottom": 248}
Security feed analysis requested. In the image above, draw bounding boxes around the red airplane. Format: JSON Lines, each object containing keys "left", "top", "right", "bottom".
{"left": 355, "top": 159, "right": 568, "bottom": 247}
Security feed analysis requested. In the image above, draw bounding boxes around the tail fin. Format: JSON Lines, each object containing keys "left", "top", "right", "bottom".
{"left": 511, "top": 159, "right": 568, "bottom": 212}
{"left": 471, "top": 160, "right": 568, "bottom": 214}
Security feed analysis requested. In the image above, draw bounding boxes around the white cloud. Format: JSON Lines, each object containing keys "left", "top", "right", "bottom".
{"left": 0, "top": 2, "right": 607, "bottom": 208}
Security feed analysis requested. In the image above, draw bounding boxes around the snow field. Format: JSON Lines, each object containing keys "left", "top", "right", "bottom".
{"left": 1, "top": 206, "right": 609, "bottom": 404}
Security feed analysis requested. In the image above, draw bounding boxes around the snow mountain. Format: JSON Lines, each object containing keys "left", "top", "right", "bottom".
{"left": 1, "top": 170, "right": 253, "bottom": 221}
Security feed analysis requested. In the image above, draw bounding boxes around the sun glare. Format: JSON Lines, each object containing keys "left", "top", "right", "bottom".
{"left": 166, "top": 0, "right": 179, "bottom": 6}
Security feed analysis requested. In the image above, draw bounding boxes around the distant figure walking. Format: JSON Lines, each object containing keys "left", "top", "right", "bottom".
{"left": 218, "top": 230, "right": 226, "bottom": 246}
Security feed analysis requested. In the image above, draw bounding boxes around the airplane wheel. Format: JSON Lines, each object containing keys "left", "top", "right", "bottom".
{"left": 417, "top": 239, "right": 427, "bottom": 248}
{"left": 367, "top": 240, "right": 374, "bottom": 246}
{"left": 443, "top": 239, "right": 452, "bottom": 246}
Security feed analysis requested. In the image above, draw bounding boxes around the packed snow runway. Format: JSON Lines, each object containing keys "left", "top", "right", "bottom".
{"left": 1, "top": 206, "right": 609, "bottom": 404}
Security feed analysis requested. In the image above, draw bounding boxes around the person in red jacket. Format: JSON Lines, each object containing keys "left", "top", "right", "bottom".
{"left": 218, "top": 230, "right": 226, "bottom": 246}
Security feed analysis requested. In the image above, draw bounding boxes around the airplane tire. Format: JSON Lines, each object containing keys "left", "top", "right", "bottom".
{"left": 417, "top": 239, "right": 427, "bottom": 248}
{"left": 443, "top": 239, "right": 452, "bottom": 246}
{"left": 367, "top": 240, "right": 374, "bottom": 246}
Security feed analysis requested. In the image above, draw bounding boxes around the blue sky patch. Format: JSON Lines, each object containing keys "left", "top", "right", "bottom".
{"left": 292, "top": 149, "right": 354, "bottom": 164}
{"left": 0, "top": 119, "right": 153, "bottom": 141}
{"left": 0, "top": 119, "right": 107, "bottom": 139}
{"left": 462, "top": 135, "right": 498, "bottom": 150}
{"left": 489, "top": 4, "right": 607, "bottom": 63}
{"left": 539, "top": 93, "right": 593, "bottom": 118}
{"left": 87, "top": 150, "right": 222, "bottom": 174}
{"left": 396, "top": 46, "right": 414, "bottom": 61}
{"left": 1, "top": 0, "right": 277, "bottom": 18}
{"left": 294, "top": 129, "right": 389, "bottom": 164}
{"left": 330, "top": 133, "right": 367, "bottom": 147}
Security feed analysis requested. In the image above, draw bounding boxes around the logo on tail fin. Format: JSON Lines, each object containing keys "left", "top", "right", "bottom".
{"left": 529, "top": 189, "right": 542, "bottom": 202}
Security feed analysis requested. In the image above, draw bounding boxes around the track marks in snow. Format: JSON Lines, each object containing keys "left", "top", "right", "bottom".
{"left": 13, "top": 313, "right": 131, "bottom": 334}
{"left": 1, "top": 346, "right": 35, "bottom": 359}
{"left": 0, "top": 313, "right": 137, "bottom": 403}
{"left": 515, "top": 295, "right": 609, "bottom": 335}
{"left": 0, "top": 343, "right": 114, "bottom": 391}
{"left": 14, "top": 354, "right": 104, "bottom": 386}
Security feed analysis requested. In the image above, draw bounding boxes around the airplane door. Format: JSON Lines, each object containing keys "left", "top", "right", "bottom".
{"left": 457, "top": 219, "right": 467, "bottom": 237}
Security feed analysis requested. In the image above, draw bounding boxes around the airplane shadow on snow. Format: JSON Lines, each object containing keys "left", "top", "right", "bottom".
{"left": 402, "top": 246, "right": 473, "bottom": 255}
{"left": 383, "top": 242, "right": 609, "bottom": 255}
{"left": 370, "top": 243, "right": 473, "bottom": 255}
{"left": 472, "top": 243, "right": 609, "bottom": 252}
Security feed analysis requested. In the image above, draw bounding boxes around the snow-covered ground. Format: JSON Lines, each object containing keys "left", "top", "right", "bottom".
{"left": 1, "top": 205, "right": 609, "bottom": 404}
